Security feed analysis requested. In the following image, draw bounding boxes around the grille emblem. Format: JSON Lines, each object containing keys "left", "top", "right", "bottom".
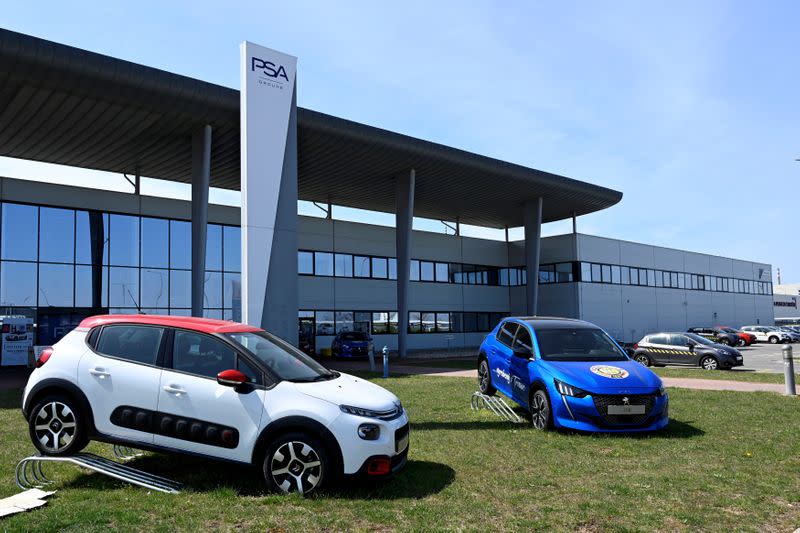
{"left": 622, "top": 397, "right": 630, "bottom": 405}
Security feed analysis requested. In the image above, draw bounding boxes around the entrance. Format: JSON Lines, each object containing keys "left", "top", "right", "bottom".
{"left": 299, "top": 316, "right": 315, "bottom": 355}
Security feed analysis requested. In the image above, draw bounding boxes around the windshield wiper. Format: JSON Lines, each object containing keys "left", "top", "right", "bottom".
{"left": 290, "top": 372, "right": 338, "bottom": 383}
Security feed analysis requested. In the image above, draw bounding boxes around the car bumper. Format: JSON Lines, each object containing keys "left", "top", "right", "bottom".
{"left": 551, "top": 391, "right": 670, "bottom": 433}
{"left": 328, "top": 411, "right": 409, "bottom": 475}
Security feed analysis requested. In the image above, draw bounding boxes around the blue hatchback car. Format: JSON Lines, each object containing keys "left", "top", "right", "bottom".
{"left": 478, "top": 317, "right": 669, "bottom": 432}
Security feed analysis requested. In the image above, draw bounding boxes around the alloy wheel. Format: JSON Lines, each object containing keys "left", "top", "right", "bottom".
{"left": 270, "top": 441, "right": 323, "bottom": 495}
{"left": 530, "top": 392, "right": 549, "bottom": 429}
{"left": 701, "top": 356, "right": 718, "bottom": 370}
{"left": 635, "top": 354, "right": 650, "bottom": 367}
{"left": 33, "top": 401, "right": 76, "bottom": 453}
{"left": 478, "top": 361, "right": 490, "bottom": 392}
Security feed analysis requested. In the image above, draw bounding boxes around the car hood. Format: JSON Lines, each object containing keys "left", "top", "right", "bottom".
{"left": 292, "top": 372, "right": 398, "bottom": 410}
{"left": 539, "top": 359, "right": 662, "bottom": 393}
{"left": 699, "top": 344, "right": 740, "bottom": 356}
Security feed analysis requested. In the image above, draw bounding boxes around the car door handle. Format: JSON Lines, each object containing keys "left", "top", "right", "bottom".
{"left": 89, "top": 367, "right": 110, "bottom": 379}
{"left": 162, "top": 385, "right": 186, "bottom": 396}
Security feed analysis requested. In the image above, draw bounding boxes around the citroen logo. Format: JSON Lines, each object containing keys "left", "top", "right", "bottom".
{"left": 622, "top": 397, "right": 630, "bottom": 405}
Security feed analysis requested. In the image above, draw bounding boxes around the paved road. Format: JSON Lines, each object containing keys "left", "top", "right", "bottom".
{"left": 736, "top": 343, "right": 795, "bottom": 373}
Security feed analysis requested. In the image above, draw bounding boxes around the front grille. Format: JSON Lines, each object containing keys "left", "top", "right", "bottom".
{"left": 592, "top": 394, "right": 655, "bottom": 426}
{"left": 351, "top": 346, "right": 368, "bottom": 355}
{"left": 394, "top": 423, "right": 410, "bottom": 452}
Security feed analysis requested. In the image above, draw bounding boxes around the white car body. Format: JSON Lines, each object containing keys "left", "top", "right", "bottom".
{"left": 739, "top": 326, "right": 789, "bottom": 344}
{"left": 22, "top": 316, "right": 409, "bottom": 494}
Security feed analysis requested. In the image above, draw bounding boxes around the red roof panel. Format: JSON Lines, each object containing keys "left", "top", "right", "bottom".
{"left": 77, "top": 314, "right": 263, "bottom": 334}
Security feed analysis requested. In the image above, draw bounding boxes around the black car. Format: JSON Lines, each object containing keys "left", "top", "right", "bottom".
{"left": 633, "top": 332, "right": 743, "bottom": 370}
{"left": 687, "top": 327, "right": 740, "bottom": 347}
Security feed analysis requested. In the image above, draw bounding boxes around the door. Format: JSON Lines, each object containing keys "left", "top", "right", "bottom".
{"left": 298, "top": 317, "right": 315, "bottom": 355}
{"left": 644, "top": 334, "right": 672, "bottom": 365}
{"left": 77, "top": 324, "right": 165, "bottom": 442}
{"left": 488, "top": 321, "right": 518, "bottom": 396}
{"left": 155, "top": 329, "right": 267, "bottom": 463}
{"left": 667, "top": 334, "right": 695, "bottom": 365}
{"left": 508, "top": 324, "right": 534, "bottom": 407}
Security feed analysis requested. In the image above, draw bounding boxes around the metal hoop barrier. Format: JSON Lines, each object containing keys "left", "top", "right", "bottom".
{"left": 470, "top": 392, "right": 523, "bottom": 423}
{"left": 112, "top": 445, "right": 143, "bottom": 461}
{"left": 15, "top": 453, "right": 182, "bottom": 494}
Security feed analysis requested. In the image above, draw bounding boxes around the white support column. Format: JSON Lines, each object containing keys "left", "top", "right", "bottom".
{"left": 524, "top": 198, "right": 543, "bottom": 316}
{"left": 396, "top": 169, "right": 415, "bottom": 358}
{"left": 191, "top": 124, "right": 212, "bottom": 318}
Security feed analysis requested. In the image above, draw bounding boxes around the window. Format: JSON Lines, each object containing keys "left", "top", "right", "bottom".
{"left": 223, "top": 226, "right": 241, "bottom": 272}
{"left": 204, "top": 271, "right": 222, "bottom": 309}
{"left": 298, "top": 251, "right": 314, "bottom": 274}
{"left": 354, "top": 256, "right": 371, "bottom": 278}
{"left": 513, "top": 326, "right": 533, "bottom": 353}
{"left": 38, "top": 264, "right": 73, "bottom": 307}
{"left": 409, "top": 260, "right": 420, "bottom": 281}
{"left": 420, "top": 261, "right": 434, "bottom": 282}
{"left": 39, "top": 207, "right": 75, "bottom": 263}
{"left": 169, "top": 269, "right": 191, "bottom": 309}
{"left": 75, "top": 265, "right": 94, "bottom": 307}
{"left": 647, "top": 269, "right": 656, "bottom": 287}
{"left": 371, "top": 257, "right": 388, "bottom": 278}
{"left": 477, "top": 313, "right": 491, "bottom": 332}
{"left": 170, "top": 220, "right": 191, "bottom": 269}
{"left": 630, "top": 268, "right": 639, "bottom": 285}
{"left": 602, "top": 265, "right": 612, "bottom": 283}
{"left": 354, "top": 312, "right": 371, "bottom": 334}
{"left": 434, "top": 262, "right": 449, "bottom": 283}
{"left": 581, "top": 263, "right": 592, "bottom": 282}
{"left": 141, "top": 217, "right": 169, "bottom": 268}
{"left": 372, "top": 312, "right": 389, "bottom": 334}
{"left": 172, "top": 330, "right": 236, "bottom": 379}
{"left": 591, "top": 264, "right": 601, "bottom": 283}
{"left": 2, "top": 203, "right": 38, "bottom": 261}
{"left": 109, "top": 267, "right": 139, "bottom": 308}
{"left": 450, "top": 312, "right": 463, "bottom": 333}
{"left": 335, "top": 311, "right": 354, "bottom": 333}
{"left": 388, "top": 258, "right": 397, "bottom": 280}
{"left": 539, "top": 264, "right": 555, "bottom": 284}
{"left": 315, "top": 252, "right": 334, "bottom": 276}
{"left": 648, "top": 334, "right": 669, "bottom": 345}
{"left": 435, "top": 312, "right": 450, "bottom": 332}
{"left": 407, "top": 312, "right": 422, "bottom": 333}
{"left": 96, "top": 325, "right": 163, "bottom": 365}
{"left": 109, "top": 214, "right": 139, "bottom": 267}
{"left": 497, "top": 321, "right": 518, "bottom": 347}
{"left": 316, "top": 311, "right": 334, "bottom": 335}
{"left": 621, "top": 266, "right": 630, "bottom": 284}
{"left": 610, "top": 265, "right": 620, "bottom": 284}
{"left": 463, "top": 312, "right": 477, "bottom": 333}
{"left": 388, "top": 312, "right": 399, "bottom": 333}
{"left": 421, "top": 312, "right": 436, "bottom": 332}
{"left": 223, "top": 273, "right": 241, "bottom": 310}
{"left": 334, "top": 254, "right": 353, "bottom": 277}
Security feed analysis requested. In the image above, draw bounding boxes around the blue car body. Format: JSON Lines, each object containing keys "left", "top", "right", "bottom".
{"left": 332, "top": 331, "right": 374, "bottom": 358}
{"left": 479, "top": 317, "right": 669, "bottom": 432}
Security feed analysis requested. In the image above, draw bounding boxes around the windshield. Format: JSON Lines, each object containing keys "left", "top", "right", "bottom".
{"left": 225, "top": 331, "right": 336, "bottom": 382}
{"left": 684, "top": 332, "right": 715, "bottom": 345}
{"left": 340, "top": 331, "right": 368, "bottom": 341}
{"left": 535, "top": 327, "right": 628, "bottom": 362}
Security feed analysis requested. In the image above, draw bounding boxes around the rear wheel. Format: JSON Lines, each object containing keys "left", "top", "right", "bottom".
{"left": 718, "top": 338, "right": 731, "bottom": 346}
{"left": 28, "top": 394, "right": 88, "bottom": 456}
{"left": 477, "top": 359, "right": 495, "bottom": 396}
{"left": 634, "top": 353, "right": 652, "bottom": 367}
{"left": 529, "top": 389, "right": 553, "bottom": 430}
{"left": 737, "top": 338, "right": 746, "bottom": 347}
{"left": 769, "top": 336, "right": 779, "bottom": 344}
{"left": 262, "top": 432, "right": 330, "bottom": 496}
{"left": 700, "top": 356, "right": 719, "bottom": 371}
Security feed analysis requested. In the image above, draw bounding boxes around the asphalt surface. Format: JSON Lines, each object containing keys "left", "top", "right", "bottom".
{"left": 734, "top": 342, "right": 796, "bottom": 374}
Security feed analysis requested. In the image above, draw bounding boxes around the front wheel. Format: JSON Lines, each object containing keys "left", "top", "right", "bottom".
{"left": 634, "top": 353, "right": 652, "bottom": 367}
{"left": 737, "top": 338, "right": 746, "bottom": 347}
{"left": 700, "top": 356, "right": 719, "bottom": 371}
{"left": 529, "top": 389, "right": 553, "bottom": 430}
{"left": 477, "top": 359, "right": 496, "bottom": 396}
{"left": 769, "top": 336, "right": 779, "bottom": 344}
{"left": 262, "top": 432, "right": 330, "bottom": 496}
{"left": 28, "top": 394, "right": 88, "bottom": 456}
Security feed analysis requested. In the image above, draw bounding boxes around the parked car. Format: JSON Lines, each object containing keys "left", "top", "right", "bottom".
{"left": 477, "top": 317, "right": 669, "bottom": 432}
{"left": 22, "top": 315, "right": 409, "bottom": 495}
{"left": 331, "top": 331, "right": 374, "bottom": 358}
{"left": 715, "top": 326, "right": 756, "bottom": 346}
{"left": 633, "top": 332, "right": 743, "bottom": 370}
{"left": 740, "top": 326, "right": 792, "bottom": 344}
{"left": 686, "top": 327, "right": 740, "bottom": 346}
{"left": 775, "top": 326, "right": 800, "bottom": 342}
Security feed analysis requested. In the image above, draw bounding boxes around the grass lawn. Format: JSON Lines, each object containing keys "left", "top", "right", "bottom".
{"left": 653, "top": 367, "right": 800, "bottom": 384}
{"left": 402, "top": 357, "right": 476, "bottom": 369}
{"left": 1, "top": 378, "right": 799, "bottom": 532}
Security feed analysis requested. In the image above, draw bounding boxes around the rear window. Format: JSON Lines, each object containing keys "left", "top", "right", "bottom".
{"left": 95, "top": 325, "right": 163, "bottom": 365}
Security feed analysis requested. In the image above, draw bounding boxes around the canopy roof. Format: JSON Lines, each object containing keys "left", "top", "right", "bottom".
{"left": 0, "top": 28, "right": 622, "bottom": 227}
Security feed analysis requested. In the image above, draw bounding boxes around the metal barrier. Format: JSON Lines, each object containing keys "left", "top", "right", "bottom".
{"left": 15, "top": 452, "right": 182, "bottom": 494}
{"left": 470, "top": 392, "right": 523, "bottom": 423}
{"left": 112, "top": 445, "right": 143, "bottom": 461}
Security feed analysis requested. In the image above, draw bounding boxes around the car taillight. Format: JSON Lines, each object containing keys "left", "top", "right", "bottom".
{"left": 36, "top": 348, "right": 53, "bottom": 368}
{"left": 633, "top": 343, "right": 639, "bottom": 349}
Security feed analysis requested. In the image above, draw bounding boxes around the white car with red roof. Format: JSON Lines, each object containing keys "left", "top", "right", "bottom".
{"left": 22, "top": 315, "right": 408, "bottom": 495}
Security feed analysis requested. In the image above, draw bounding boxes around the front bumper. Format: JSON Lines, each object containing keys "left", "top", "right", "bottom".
{"left": 328, "top": 410, "right": 410, "bottom": 475}
{"left": 551, "top": 390, "right": 669, "bottom": 433}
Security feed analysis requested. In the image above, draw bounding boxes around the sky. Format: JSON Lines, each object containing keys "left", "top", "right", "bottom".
{"left": 1, "top": 1, "right": 799, "bottom": 280}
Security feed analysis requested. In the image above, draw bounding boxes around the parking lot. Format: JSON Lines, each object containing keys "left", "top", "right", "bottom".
{"left": 725, "top": 343, "right": 794, "bottom": 374}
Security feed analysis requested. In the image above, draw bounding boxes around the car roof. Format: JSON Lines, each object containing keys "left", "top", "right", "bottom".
{"left": 77, "top": 314, "right": 263, "bottom": 334}
{"left": 515, "top": 316, "right": 599, "bottom": 330}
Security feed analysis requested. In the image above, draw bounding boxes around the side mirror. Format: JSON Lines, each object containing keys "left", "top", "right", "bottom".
{"left": 217, "top": 369, "right": 248, "bottom": 388}
{"left": 686, "top": 341, "right": 696, "bottom": 350}
{"left": 512, "top": 347, "right": 532, "bottom": 359}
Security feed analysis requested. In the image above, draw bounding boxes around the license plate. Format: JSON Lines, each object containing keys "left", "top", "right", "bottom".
{"left": 396, "top": 433, "right": 409, "bottom": 453}
{"left": 607, "top": 404, "right": 646, "bottom": 415}
{"left": 736, "top": 357, "right": 743, "bottom": 362}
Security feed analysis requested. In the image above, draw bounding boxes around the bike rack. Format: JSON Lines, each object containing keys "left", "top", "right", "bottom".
{"left": 470, "top": 392, "right": 523, "bottom": 423}
{"left": 15, "top": 450, "right": 181, "bottom": 494}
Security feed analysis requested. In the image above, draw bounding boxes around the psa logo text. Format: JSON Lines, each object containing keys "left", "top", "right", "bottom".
{"left": 251, "top": 57, "right": 289, "bottom": 82}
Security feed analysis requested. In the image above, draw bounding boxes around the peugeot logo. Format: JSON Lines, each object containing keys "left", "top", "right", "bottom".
{"left": 622, "top": 397, "right": 630, "bottom": 405}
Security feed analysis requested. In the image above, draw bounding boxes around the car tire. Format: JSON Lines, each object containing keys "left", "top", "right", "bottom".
{"left": 528, "top": 388, "right": 553, "bottom": 430}
{"left": 28, "top": 394, "right": 89, "bottom": 457}
{"left": 634, "top": 353, "right": 652, "bottom": 367}
{"left": 737, "top": 338, "right": 746, "bottom": 347}
{"left": 477, "top": 358, "right": 496, "bottom": 396}
{"left": 718, "top": 338, "right": 730, "bottom": 346}
{"left": 262, "top": 432, "right": 330, "bottom": 496}
{"left": 769, "top": 336, "right": 779, "bottom": 344}
{"left": 700, "top": 356, "right": 719, "bottom": 371}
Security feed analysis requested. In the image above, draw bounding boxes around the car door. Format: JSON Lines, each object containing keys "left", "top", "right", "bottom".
{"left": 668, "top": 334, "right": 696, "bottom": 365}
{"left": 155, "top": 329, "right": 267, "bottom": 463}
{"left": 508, "top": 324, "right": 534, "bottom": 407}
{"left": 643, "top": 334, "right": 672, "bottom": 365}
{"left": 77, "top": 324, "right": 166, "bottom": 442}
{"left": 488, "top": 321, "right": 518, "bottom": 397}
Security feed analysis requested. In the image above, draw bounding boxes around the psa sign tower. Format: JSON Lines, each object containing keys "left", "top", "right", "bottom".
{"left": 240, "top": 42, "right": 298, "bottom": 342}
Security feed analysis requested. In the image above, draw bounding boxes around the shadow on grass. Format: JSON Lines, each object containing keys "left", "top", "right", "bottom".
{"left": 63, "top": 455, "right": 454, "bottom": 499}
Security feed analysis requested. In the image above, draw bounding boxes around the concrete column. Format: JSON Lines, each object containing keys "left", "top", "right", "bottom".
{"left": 396, "top": 169, "right": 415, "bottom": 358}
{"left": 191, "top": 125, "right": 212, "bottom": 317}
{"left": 524, "top": 197, "right": 543, "bottom": 316}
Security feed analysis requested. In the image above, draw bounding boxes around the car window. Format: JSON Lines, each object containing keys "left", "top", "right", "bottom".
{"left": 95, "top": 325, "right": 163, "bottom": 365}
{"left": 172, "top": 330, "right": 237, "bottom": 379}
{"left": 648, "top": 334, "right": 668, "bottom": 345}
{"left": 238, "top": 356, "right": 261, "bottom": 383}
{"left": 535, "top": 327, "right": 627, "bottom": 362}
{"left": 668, "top": 334, "right": 690, "bottom": 347}
{"left": 496, "top": 321, "right": 519, "bottom": 347}
{"left": 512, "top": 326, "right": 533, "bottom": 354}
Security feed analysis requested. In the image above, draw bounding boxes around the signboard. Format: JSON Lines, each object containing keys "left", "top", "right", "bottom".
{"left": 1, "top": 317, "right": 34, "bottom": 366}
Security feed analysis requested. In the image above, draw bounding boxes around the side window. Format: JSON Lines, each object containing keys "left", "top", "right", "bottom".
{"left": 496, "top": 321, "right": 519, "bottom": 347}
{"left": 512, "top": 326, "right": 533, "bottom": 354}
{"left": 669, "top": 334, "right": 689, "bottom": 347}
{"left": 172, "top": 330, "right": 236, "bottom": 379}
{"left": 649, "top": 334, "right": 667, "bottom": 345}
{"left": 95, "top": 325, "right": 163, "bottom": 365}
{"left": 238, "top": 357, "right": 261, "bottom": 384}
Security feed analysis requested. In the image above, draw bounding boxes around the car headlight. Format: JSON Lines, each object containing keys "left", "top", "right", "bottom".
{"left": 340, "top": 402, "right": 403, "bottom": 420}
{"left": 554, "top": 379, "right": 588, "bottom": 398}
{"left": 657, "top": 385, "right": 666, "bottom": 396}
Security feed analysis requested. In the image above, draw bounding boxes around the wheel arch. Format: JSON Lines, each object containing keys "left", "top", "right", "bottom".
{"left": 251, "top": 415, "right": 344, "bottom": 475}
{"left": 23, "top": 378, "right": 95, "bottom": 434}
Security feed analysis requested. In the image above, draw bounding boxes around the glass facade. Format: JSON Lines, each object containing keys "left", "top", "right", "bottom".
{"left": 299, "top": 309, "right": 507, "bottom": 335}
{"left": 0, "top": 201, "right": 242, "bottom": 329}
